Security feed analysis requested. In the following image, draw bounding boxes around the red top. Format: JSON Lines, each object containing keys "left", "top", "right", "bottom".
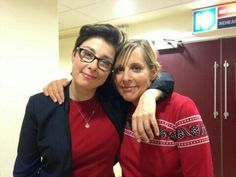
{"left": 69, "top": 96, "right": 119, "bottom": 177}
{"left": 119, "top": 92, "right": 214, "bottom": 177}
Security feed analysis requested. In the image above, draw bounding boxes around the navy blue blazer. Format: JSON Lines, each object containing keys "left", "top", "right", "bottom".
{"left": 13, "top": 72, "right": 174, "bottom": 177}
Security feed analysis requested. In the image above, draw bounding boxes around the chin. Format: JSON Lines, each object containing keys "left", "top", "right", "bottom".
{"left": 123, "top": 96, "right": 137, "bottom": 104}
{"left": 122, "top": 95, "right": 132, "bottom": 102}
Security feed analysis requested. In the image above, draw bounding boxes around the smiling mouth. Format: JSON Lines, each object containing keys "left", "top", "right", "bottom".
{"left": 82, "top": 72, "right": 96, "bottom": 79}
{"left": 121, "top": 86, "right": 136, "bottom": 92}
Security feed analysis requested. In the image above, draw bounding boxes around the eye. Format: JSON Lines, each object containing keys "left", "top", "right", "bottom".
{"left": 99, "top": 59, "right": 112, "bottom": 69}
{"left": 81, "top": 49, "right": 94, "bottom": 59}
{"left": 100, "top": 59, "right": 112, "bottom": 66}
{"left": 114, "top": 66, "right": 124, "bottom": 74}
{"left": 130, "top": 64, "right": 143, "bottom": 72}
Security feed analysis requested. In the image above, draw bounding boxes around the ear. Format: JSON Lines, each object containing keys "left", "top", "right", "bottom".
{"left": 150, "top": 65, "right": 158, "bottom": 81}
{"left": 71, "top": 50, "right": 76, "bottom": 63}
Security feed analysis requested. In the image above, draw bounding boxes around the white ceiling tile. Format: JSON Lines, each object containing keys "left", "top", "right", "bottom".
{"left": 76, "top": 0, "right": 119, "bottom": 21}
{"left": 74, "top": 0, "right": 181, "bottom": 25}
{"left": 58, "top": 0, "right": 103, "bottom": 9}
{"left": 133, "top": 0, "right": 191, "bottom": 14}
{"left": 58, "top": 0, "right": 236, "bottom": 30}
{"left": 58, "top": 3, "right": 71, "bottom": 13}
{"left": 59, "top": 10, "right": 98, "bottom": 29}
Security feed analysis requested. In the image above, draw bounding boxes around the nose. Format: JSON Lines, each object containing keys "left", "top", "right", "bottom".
{"left": 88, "top": 59, "right": 98, "bottom": 70}
{"left": 121, "top": 69, "right": 131, "bottom": 83}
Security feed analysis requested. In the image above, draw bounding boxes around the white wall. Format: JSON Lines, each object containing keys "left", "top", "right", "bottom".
{"left": 58, "top": 36, "right": 74, "bottom": 78}
{"left": 0, "top": 0, "right": 59, "bottom": 176}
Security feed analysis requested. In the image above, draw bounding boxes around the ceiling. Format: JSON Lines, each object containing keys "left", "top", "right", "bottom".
{"left": 58, "top": 0, "right": 235, "bottom": 32}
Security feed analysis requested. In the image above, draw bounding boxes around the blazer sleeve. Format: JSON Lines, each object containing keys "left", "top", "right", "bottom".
{"left": 149, "top": 71, "right": 175, "bottom": 99}
{"left": 13, "top": 96, "right": 41, "bottom": 177}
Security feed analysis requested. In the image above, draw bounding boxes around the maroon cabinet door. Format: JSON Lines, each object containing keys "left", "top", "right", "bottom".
{"left": 221, "top": 38, "right": 236, "bottom": 177}
{"left": 158, "top": 38, "right": 236, "bottom": 177}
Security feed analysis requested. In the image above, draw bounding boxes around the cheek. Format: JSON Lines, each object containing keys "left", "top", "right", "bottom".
{"left": 138, "top": 77, "right": 151, "bottom": 91}
{"left": 113, "top": 75, "right": 118, "bottom": 82}
{"left": 99, "top": 72, "right": 111, "bottom": 83}
{"left": 113, "top": 76, "right": 121, "bottom": 87}
{"left": 72, "top": 61, "right": 82, "bottom": 73}
{"left": 114, "top": 77, "right": 118, "bottom": 83}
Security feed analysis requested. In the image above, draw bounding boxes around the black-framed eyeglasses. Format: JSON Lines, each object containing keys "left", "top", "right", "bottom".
{"left": 76, "top": 47, "right": 113, "bottom": 72}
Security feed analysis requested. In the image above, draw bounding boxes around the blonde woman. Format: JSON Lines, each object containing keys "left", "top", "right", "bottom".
{"left": 113, "top": 39, "right": 214, "bottom": 177}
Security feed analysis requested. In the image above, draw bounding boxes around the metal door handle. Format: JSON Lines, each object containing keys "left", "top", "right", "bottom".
{"left": 223, "top": 60, "right": 229, "bottom": 119}
{"left": 213, "top": 61, "right": 219, "bottom": 119}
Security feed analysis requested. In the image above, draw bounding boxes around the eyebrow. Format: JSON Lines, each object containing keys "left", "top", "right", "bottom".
{"left": 130, "top": 62, "right": 143, "bottom": 66}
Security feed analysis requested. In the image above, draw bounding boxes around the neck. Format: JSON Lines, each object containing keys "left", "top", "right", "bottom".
{"left": 70, "top": 82, "right": 96, "bottom": 101}
{"left": 132, "top": 98, "right": 140, "bottom": 107}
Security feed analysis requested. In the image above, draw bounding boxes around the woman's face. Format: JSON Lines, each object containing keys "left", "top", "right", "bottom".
{"left": 114, "top": 48, "right": 157, "bottom": 105}
{"left": 71, "top": 37, "right": 115, "bottom": 91}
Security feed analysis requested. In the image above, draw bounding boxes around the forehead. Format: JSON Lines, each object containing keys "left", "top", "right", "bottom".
{"left": 116, "top": 47, "right": 145, "bottom": 66}
{"left": 81, "top": 37, "right": 116, "bottom": 58}
{"left": 129, "top": 48, "right": 143, "bottom": 60}
{"left": 81, "top": 37, "right": 112, "bottom": 49}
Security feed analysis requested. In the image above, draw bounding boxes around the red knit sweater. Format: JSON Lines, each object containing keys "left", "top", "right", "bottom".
{"left": 119, "top": 92, "right": 214, "bottom": 177}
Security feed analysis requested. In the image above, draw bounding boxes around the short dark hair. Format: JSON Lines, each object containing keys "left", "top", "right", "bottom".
{"left": 73, "top": 24, "right": 126, "bottom": 54}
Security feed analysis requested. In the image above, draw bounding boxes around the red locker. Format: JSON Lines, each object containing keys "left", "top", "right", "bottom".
{"left": 158, "top": 37, "right": 236, "bottom": 177}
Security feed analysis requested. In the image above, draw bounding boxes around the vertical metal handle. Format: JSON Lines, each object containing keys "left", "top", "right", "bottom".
{"left": 213, "top": 61, "right": 219, "bottom": 119}
{"left": 223, "top": 60, "right": 229, "bottom": 119}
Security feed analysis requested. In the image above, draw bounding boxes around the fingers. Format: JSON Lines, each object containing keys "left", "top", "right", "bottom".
{"left": 52, "top": 81, "right": 63, "bottom": 104}
{"left": 131, "top": 113, "right": 160, "bottom": 143}
{"left": 43, "top": 79, "right": 68, "bottom": 104}
{"left": 137, "top": 120, "right": 150, "bottom": 143}
{"left": 150, "top": 118, "right": 160, "bottom": 136}
{"left": 132, "top": 117, "right": 141, "bottom": 143}
{"left": 62, "top": 79, "right": 69, "bottom": 86}
{"left": 60, "top": 79, "right": 69, "bottom": 103}
{"left": 49, "top": 81, "right": 60, "bottom": 103}
{"left": 132, "top": 114, "right": 152, "bottom": 143}
{"left": 131, "top": 89, "right": 159, "bottom": 143}
{"left": 143, "top": 118, "right": 154, "bottom": 140}
{"left": 43, "top": 86, "right": 49, "bottom": 96}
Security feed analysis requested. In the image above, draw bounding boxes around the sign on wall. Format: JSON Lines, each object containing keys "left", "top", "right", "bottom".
{"left": 193, "top": 2, "right": 236, "bottom": 33}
